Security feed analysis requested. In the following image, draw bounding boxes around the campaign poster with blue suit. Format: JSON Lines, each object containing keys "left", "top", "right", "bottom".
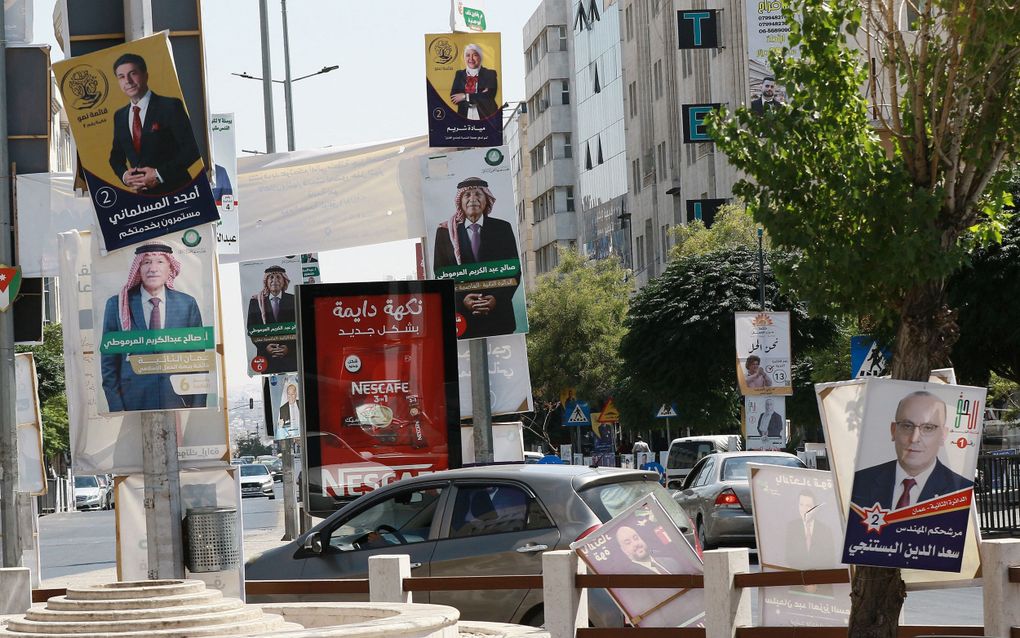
{"left": 53, "top": 33, "right": 219, "bottom": 253}
{"left": 425, "top": 32, "right": 503, "bottom": 147}
{"left": 842, "top": 379, "right": 985, "bottom": 572}
{"left": 92, "top": 225, "right": 220, "bottom": 414}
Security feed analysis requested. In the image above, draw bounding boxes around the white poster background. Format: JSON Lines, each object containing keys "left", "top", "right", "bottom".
{"left": 460, "top": 422, "right": 524, "bottom": 463}
{"left": 15, "top": 353, "right": 46, "bottom": 495}
{"left": 744, "top": 0, "right": 794, "bottom": 103}
{"left": 735, "top": 311, "right": 792, "bottom": 396}
{"left": 816, "top": 378, "right": 982, "bottom": 586}
{"left": 238, "top": 254, "right": 319, "bottom": 376}
{"left": 59, "top": 230, "right": 229, "bottom": 474}
{"left": 211, "top": 113, "right": 239, "bottom": 254}
{"left": 744, "top": 396, "right": 788, "bottom": 451}
{"left": 457, "top": 333, "right": 533, "bottom": 418}
{"left": 116, "top": 468, "right": 243, "bottom": 598}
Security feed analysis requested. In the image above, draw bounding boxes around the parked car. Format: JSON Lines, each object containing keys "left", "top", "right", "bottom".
{"left": 665, "top": 435, "right": 742, "bottom": 489}
{"left": 238, "top": 455, "right": 256, "bottom": 465}
{"left": 246, "top": 464, "right": 696, "bottom": 627}
{"left": 240, "top": 464, "right": 275, "bottom": 499}
{"left": 672, "top": 451, "right": 805, "bottom": 550}
{"left": 73, "top": 475, "right": 106, "bottom": 511}
{"left": 263, "top": 458, "right": 284, "bottom": 482}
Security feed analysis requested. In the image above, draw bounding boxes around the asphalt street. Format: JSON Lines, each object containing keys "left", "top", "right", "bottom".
{"left": 35, "top": 483, "right": 983, "bottom": 626}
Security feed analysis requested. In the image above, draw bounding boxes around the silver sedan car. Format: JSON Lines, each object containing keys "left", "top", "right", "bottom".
{"left": 672, "top": 451, "right": 805, "bottom": 550}
{"left": 246, "top": 464, "right": 696, "bottom": 627}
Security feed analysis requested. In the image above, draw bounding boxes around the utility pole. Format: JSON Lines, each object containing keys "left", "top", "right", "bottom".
{"left": 259, "top": 0, "right": 276, "bottom": 154}
{"left": 281, "top": 0, "right": 295, "bottom": 152}
{"left": 469, "top": 339, "right": 493, "bottom": 464}
{"left": 0, "top": 3, "right": 22, "bottom": 569}
{"left": 125, "top": 0, "right": 184, "bottom": 579}
{"left": 757, "top": 227, "right": 765, "bottom": 311}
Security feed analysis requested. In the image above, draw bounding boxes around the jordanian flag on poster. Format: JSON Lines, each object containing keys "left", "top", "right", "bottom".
{"left": 0, "top": 265, "right": 22, "bottom": 311}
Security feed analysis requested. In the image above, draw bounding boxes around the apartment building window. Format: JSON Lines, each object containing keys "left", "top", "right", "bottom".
{"left": 561, "top": 80, "right": 570, "bottom": 105}
{"left": 566, "top": 186, "right": 575, "bottom": 212}
{"left": 593, "top": 63, "right": 601, "bottom": 93}
{"left": 557, "top": 25, "right": 568, "bottom": 50}
{"left": 653, "top": 60, "right": 663, "bottom": 100}
{"left": 636, "top": 234, "right": 645, "bottom": 270}
{"left": 645, "top": 219, "right": 655, "bottom": 271}
{"left": 657, "top": 142, "right": 666, "bottom": 179}
{"left": 625, "top": 5, "right": 634, "bottom": 40}
{"left": 629, "top": 82, "right": 637, "bottom": 118}
{"left": 597, "top": 137, "right": 604, "bottom": 164}
{"left": 563, "top": 133, "right": 572, "bottom": 159}
{"left": 661, "top": 224, "right": 670, "bottom": 256}
{"left": 585, "top": 143, "right": 593, "bottom": 170}
{"left": 631, "top": 159, "right": 641, "bottom": 194}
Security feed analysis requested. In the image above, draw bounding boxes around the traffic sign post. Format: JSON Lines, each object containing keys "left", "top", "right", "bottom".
{"left": 562, "top": 400, "right": 592, "bottom": 427}
{"left": 655, "top": 403, "right": 679, "bottom": 444}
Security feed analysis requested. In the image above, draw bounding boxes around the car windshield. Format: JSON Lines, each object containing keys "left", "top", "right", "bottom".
{"left": 579, "top": 480, "right": 694, "bottom": 532}
{"left": 721, "top": 456, "right": 803, "bottom": 481}
{"left": 75, "top": 476, "right": 98, "bottom": 488}
{"left": 241, "top": 464, "right": 270, "bottom": 477}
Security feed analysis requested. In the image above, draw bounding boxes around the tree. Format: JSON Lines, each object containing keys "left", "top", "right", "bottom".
{"left": 670, "top": 202, "right": 767, "bottom": 261}
{"left": 234, "top": 432, "right": 273, "bottom": 458}
{"left": 618, "top": 247, "right": 838, "bottom": 432}
{"left": 710, "top": 0, "right": 1020, "bottom": 630}
{"left": 16, "top": 323, "right": 69, "bottom": 463}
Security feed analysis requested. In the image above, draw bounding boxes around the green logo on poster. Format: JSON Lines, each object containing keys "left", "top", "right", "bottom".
{"left": 484, "top": 148, "right": 504, "bottom": 166}
{"left": 182, "top": 229, "right": 202, "bottom": 247}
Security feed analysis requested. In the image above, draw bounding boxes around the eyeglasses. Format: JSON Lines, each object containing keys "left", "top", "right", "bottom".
{"left": 893, "top": 421, "right": 942, "bottom": 437}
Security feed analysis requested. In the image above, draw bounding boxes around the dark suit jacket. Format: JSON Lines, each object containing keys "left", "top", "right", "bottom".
{"left": 784, "top": 517, "right": 837, "bottom": 569}
{"left": 109, "top": 92, "right": 201, "bottom": 194}
{"left": 279, "top": 401, "right": 299, "bottom": 428}
{"left": 433, "top": 216, "right": 520, "bottom": 339}
{"left": 758, "top": 411, "right": 784, "bottom": 437}
{"left": 450, "top": 67, "right": 499, "bottom": 119}
{"left": 850, "top": 458, "right": 973, "bottom": 510}
{"left": 246, "top": 291, "right": 297, "bottom": 373}
{"left": 750, "top": 97, "right": 778, "bottom": 115}
{"left": 625, "top": 553, "right": 684, "bottom": 575}
{"left": 211, "top": 164, "right": 233, "bottom": 204}
{"left": 101, "top": 286, "right": 206, "bottom": 412}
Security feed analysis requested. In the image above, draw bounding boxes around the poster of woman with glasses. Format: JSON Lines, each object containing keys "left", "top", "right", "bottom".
{"left": 842, "top": 379, "right": 985, "bottom": 572}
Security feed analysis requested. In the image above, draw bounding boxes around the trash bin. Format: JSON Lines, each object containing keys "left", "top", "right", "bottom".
{"left": 184, "top": 507, "right": 239, "bottom": 573}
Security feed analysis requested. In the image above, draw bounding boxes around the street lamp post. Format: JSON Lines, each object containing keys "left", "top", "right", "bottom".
{"left": 230, "top": 64, "right": 338, "bottom": 152}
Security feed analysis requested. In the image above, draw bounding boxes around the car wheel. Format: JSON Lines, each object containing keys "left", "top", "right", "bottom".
{"left": 521, "top": 605, "right": 544, "bottom": 628}
{"left": 697, "top": 516, "right": 712, "bottom": 551}
{"left": 268, "top": 493, "right": 276, "bottom": 500}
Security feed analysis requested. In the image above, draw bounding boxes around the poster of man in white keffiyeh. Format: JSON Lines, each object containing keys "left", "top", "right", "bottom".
{"left": 422, "top": 147, "right": 528, "bottom": 340}
{"left": 239, "top": 253, "right": 319, "bottom": 375}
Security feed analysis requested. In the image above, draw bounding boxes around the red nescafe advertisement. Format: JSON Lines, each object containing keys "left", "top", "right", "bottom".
{"left": 297, "top": 280, "right": 460, "bottom": 515}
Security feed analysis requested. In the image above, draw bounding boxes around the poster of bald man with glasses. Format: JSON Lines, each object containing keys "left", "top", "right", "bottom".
{"left": 843, "top": 379, "right": 985, "bottom": 572}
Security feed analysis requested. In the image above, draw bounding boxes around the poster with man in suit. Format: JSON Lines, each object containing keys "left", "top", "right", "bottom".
{"left": 239, "top": 254, "right": 319, "bottom": 375}
{"left": 842, "top": 379, "right": 985, "bottom": 572}
{"left": 93, "top": 226, "right": 219, "bottom": 414}
{"left": 422, "top": 147, "right": 528, "bottom": 340}
{"left": 744, "top": 396, "right": 787, "bottom": 450}
{"left": 53, "top": 32, "right": 219, "bottom": 252}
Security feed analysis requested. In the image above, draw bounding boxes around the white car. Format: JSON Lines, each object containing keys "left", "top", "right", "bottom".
{"left": 73, "top": 475, "right": 106, "bottom": 511}
{"left": 240, "top": 464, "right": 275, "bottom": 499}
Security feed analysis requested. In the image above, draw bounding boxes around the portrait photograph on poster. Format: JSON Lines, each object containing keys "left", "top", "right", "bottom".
{"left": 749, "top": 464, "right": 851, "bottom": 627}
{"left": 744, "top": 0, "right": 793, "bottom": 114}
{"left": 735, "top": 311, "right": 792, "bottom": 396}
{"left": 263, "top": 373, "right": 301, "bottom": 440}
{"left": 210, "top": 113, "right": 239, "bottom": 254}
{"left": 297, "top": 280, "right": 461, "bottom": 515}
{"left": 92, "top": 225, "right": 219, "bottom": 414}
{"left": 422, "top": 147, "right": 528, "bottom": 340}
{"left": 239, "top": 254, "right": 319, "bottom": 376}
{"left": 425, "top": 32, "right": 503, "bottom": 147}
{"left": 52, "top": 32, "right": 219, "bottom": 252}
{"left": 744, "top": 396, "right": 788, "bottom": 450}
{"left": 842, "top": 379, "right": 985, "bottom": 572}
{"left": 571, "top": 494, "right": 705, "bottom": 628}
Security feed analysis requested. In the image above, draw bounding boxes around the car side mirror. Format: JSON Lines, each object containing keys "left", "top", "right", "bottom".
{"left": 302, "top": 531, "right": 324, "bottom": 555}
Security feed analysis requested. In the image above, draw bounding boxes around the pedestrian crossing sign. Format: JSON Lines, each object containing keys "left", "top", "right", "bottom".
{"left": 656, "top": 403, "right": 679, "bottom": 419}
{"left": 563, "top": 400, "right": 592, "bottom": 426}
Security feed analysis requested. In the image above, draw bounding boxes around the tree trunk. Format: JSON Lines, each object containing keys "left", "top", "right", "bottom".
{"left": 847, "top": 280, "right": 958, "bottom": 637}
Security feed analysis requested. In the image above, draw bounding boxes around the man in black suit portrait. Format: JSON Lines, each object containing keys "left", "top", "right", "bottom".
{"left": 433, "top": 177, "right": 521, "bottom": 339}
{"left": 614, "top": 525, "right": 682, "bottom": 574}
{"left": 750, "top": 76, "right": 782, "bottom": 115}
{"left": 108, "top": 53, "right": 201, "bottom": 194}
{"left": 851, "top": 390, "right": 973, "bottom": 511}
{"left": 757, "top": 398, "right": 784, "bottom": 437}
{"left": 450, "top": 43, "right": 499, "bottom": 121}
{"left": 246, "top": 265, "right": 297, "bottom": 374}
{"left": 784, "top": 489, "right": 837, "bottom": 570}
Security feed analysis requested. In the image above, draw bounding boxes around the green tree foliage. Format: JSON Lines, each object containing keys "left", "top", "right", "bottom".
{"left": 235, "top": 432, "right": 273, "bottom": 458}
{"left": 525, "top": 250, "right": 630, "bottom": 405}
{"left": 670, "top": 203, "right": 767, "bottom": 260}
{"left": 16, "top": 323, "right": 69, "bottom": 460}
{"left": 618, "top": 247, "right": 838, "bottom": 432}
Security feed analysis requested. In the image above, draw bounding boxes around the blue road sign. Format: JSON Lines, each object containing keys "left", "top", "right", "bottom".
{"left": 563, "top": 400, "right": 592, "bottom": 427}
{"left": 851, "top": 335, "right": 891, "bottom": 378}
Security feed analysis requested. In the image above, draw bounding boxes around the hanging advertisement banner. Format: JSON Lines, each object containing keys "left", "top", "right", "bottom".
{"left": 749, "top": 465, "right": 851, "bottom": 626}
{"left": 425, "top": 32, "right": 503, "bottom": 147}
{"left": 92, "top": 225, "right": 220, "bottom": 413}
{"left": 735, "top": 311, "right": 792, "bottom": 396}
{"left": 298, "top": 281, "right": 461, "bottom": 516}
{"left": 263, "top": 373, "right": 302, "bottom": 440}
{"left": 744, "top": 396, "right": 788, "bottom": 450}
{"left": 745, "top": 0, "right": 792, "bottom": 113}
{"left": 451, "top": 0, "right": 487, "bottom": 31}
{"left": 52, "top": 32, "right": 219, "bottom": 252}
{"left": 211, "top": 113, "right": 239, "bottom": 254}
{"left": 841, "top": 379, "right": 984, "bottom": 572}
{"left": 571, "top": 494, "right": 705, "bottom": 627}
{"left": 239, "top": 254, "right": 319, "bottom": 376}
{"left": 457, "top": 333, "right": 533, "bottom": 417}
{"left": 422, "top": 147, "right": 528, "bottom": 339}
{"left": 58, "top": 230, "right": 229, "bottom": 474}
{"left": 15, "top": 353, "right": 46, "bottom": 495}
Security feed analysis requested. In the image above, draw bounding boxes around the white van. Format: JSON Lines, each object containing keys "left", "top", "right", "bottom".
{"left": 665, "top": 435, "right": 742, "bottom": 489}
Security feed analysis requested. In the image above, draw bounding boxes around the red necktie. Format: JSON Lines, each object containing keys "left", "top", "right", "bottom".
{"left": 895, "top": 478, "right": 917, "bottom": 509}
{"left": 132, "top": 105, "right": 142, "bottom": 155}
{"left": 149, "top": 298, "right": 161, "bottom": 330}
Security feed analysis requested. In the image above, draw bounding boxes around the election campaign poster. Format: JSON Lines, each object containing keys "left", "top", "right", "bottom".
{"left": 91, "top": 226, "right": 220, "bottom": 414}
{"left": 15, "top": 353, "right": 46, "bottom": 495}
{"left": 58, "top": 230, "right": 229, "bottom": 474}
{"left": 211, "top": 113, "right": 239, "bottom": 254}
{"left": 745, "top": 0, "right": 793, "bottom": 114}
{"left": 422, "top": 147, "right": 528, "bottom": 340}
{"left": 457, "top": 333, "right": 533, "bottom": 417}
{"left": 749, "top": 464, "right": 851, "bottom": 626}
{"left": 425, "top": 32, "right": 503, "bottom": 147}
{"left": 841, "top": 379, "right": 985, "bottom": 572}
{"left": 571, "top": 494, "right": 705, "bottom": 628}
{"left": 298, "top": 281, "right": 460, "bottom": 515}
{"left": 263, "top": 373, "right": 302, "bottom": 440}
{"left": 52, "top": 32, "right": 219, "bottom": 252}
{"left": 744, "top": 396, "right": 788, "bottom": 450}
{"left": 735, "top": 311, "right": 792, "bottom": 396}
{"left": 451, "top": 0, "right": 487, "bottom": 31}
{"left": 239, "top": 254, "right": 319, "bottom": 376}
